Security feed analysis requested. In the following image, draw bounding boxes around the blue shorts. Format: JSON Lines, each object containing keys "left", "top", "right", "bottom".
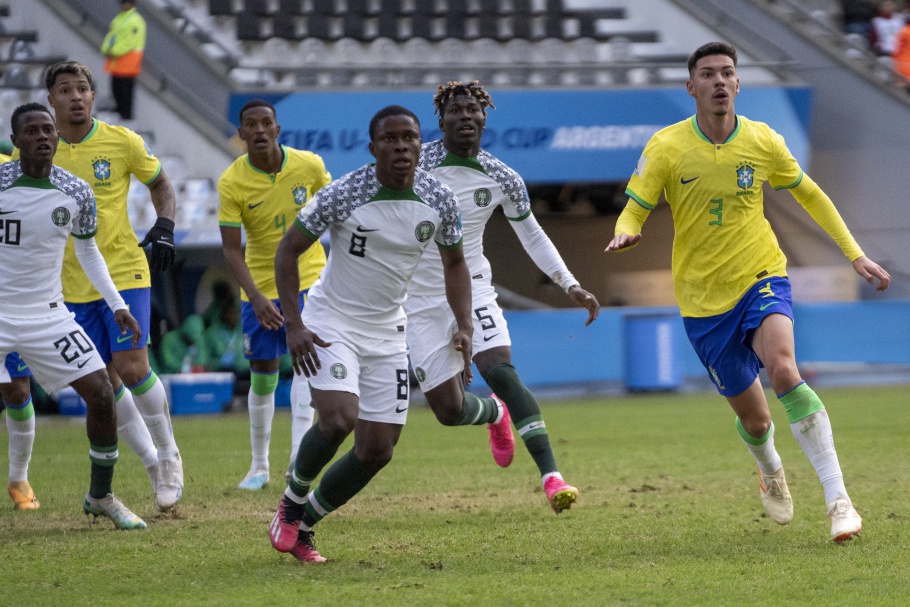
{"left": 66, "top": 288, "right": 151, "bottom": 365}
{"left": 4, "top": 352, "right": 32, "bottom": 378}
{"left": 683, "top": 277, "right": 793, "bottom": 397}
{"left": 241, "top": 290, "right": 307, "bottom": 361}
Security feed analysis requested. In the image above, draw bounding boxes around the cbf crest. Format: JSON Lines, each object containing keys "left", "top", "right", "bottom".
{"left": 92, "top": 157, "right": 112, "bottom": 184}
{"left": 736, "top": 164, "right": 754, "bottom": 190}
{"left": 293, "top": 185, "right": 308, "bottom": 206}
{"left": 415, "top": 220, "right": 435, "bottom": 243}
{"left": 473, "top": 188, "right": 492, "bottom": 207}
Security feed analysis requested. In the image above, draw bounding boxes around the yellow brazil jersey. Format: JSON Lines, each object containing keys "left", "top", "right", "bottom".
{"left": 218, "top": 145, "right": 330, "bottom": 301}
{"left": 625, "top": 116, "right": 803, "bottom": 318}
{"left": 14, "top": 119, "right": 161, "bottom": 302}
{"left": 0, "top": 154, "right": 10, "bottom": 163}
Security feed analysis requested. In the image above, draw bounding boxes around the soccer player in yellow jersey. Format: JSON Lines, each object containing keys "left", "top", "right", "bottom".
{"left": 606, "top": 42, "right": 890, "bottom": 543}
{"left": 42, "top": 61, "right": 184, "bottom": 512}
{"left": 218, "top": 100, "right": 330, "bottom": 490}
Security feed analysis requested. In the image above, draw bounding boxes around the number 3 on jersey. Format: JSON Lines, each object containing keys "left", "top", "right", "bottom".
{"left": 709, "top": 198, "right": 723, "bottom": 226}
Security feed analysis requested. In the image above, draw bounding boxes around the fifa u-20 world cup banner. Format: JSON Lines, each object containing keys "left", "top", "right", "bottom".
{"left": 228, "top": 87, "right": 812, "bottom": 183}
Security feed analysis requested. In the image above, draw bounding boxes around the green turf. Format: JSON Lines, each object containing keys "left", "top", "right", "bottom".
{"left": 2, "top": 385, "right": 908, "bottom": 606}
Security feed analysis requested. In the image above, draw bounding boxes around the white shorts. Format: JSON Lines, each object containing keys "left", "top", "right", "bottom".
{"left": 0, "top": 309, "right": 106, "bottom": 393}
{"left": 404, "top": 292, "right": 511, "bottom": 392}
{"left": 305, "top": 321, "right": 411, "bottom": 425}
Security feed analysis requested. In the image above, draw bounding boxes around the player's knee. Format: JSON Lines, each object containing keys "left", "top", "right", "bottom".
{"left": 765, "top": 360, "right": 801, "bottom": 394}
{"left": 355, "top": 444, "right": 394, "bottom": 472}
{"left": 118, "top": 362, "right": 151, "bottom": 388}
{"left": 315, "top": 414, "right": 355, "bottom": 445}
{"left": 739, "top": 413, "right": 772, "bottom": 437}
{"left": 1, "top": 377, "right": 31, "bottom": 405}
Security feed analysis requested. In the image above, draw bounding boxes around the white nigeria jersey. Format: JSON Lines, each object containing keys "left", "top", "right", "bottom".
{"left": 294, "top": 164, "right": 462, "bottom": 340}
{"left": 409, "top": 140, "right": 531, "bottom": 298}
{"left": 0, "top": 162, "right": 97, "bottom": 317}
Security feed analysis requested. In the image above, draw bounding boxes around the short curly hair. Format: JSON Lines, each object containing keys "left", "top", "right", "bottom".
{"left": 432, "top": 80, "right": 495, "bottom": 117}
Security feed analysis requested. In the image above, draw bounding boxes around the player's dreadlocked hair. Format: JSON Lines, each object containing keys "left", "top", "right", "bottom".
{"left": 432, "top": 81, "right": 496, "bottom": 117}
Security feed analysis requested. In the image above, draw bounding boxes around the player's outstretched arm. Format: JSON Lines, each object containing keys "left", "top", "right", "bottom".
{"left": 567, "top": 285, "right": 600, "bottom": 326}
{"left": 852, "top": 256, "right": 891, "bottom": 291}
{"left": 275, "top": 226, "right": 331, "bottom": 377}
{"left": 440, "top": 244, "right": 474, "bottom": 385}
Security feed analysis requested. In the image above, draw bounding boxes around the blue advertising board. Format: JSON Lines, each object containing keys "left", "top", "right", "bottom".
{"left": 229, "top": 86, "right": 812, "bottom": 183}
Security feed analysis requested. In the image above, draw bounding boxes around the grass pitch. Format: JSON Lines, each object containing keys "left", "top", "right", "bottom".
{"left": 2, "top": 385, "right": 909, "bottom": 606}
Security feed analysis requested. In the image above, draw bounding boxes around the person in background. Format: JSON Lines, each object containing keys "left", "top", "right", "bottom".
{"left": 157, "top": 315, "right": 207, "bottom": 375}
{"left": 891, "top": 13, "right": 910, "bottom": 88}
{"left": 218, "top": 100, "right": 331, "bottom": 491}
{"left": 869, "top": 0, "right": 906, "bottom": 55}
{"left": 101, "top": 0, "right": 146, "bottom": 121}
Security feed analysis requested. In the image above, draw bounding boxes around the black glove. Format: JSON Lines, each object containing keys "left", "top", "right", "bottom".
{"left": 138, "top": 217, "right": 176, "bottom": 271}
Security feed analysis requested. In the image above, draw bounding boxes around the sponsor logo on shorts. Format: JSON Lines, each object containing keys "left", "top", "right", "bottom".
{"left": 474, "top": 188, "right": 492, "bottom": 207}
{"left": 51, "top": 207, "right": 71, "bottom": 227}
{"left": 77, "top": 357, "right": 92, "bottom": 368}
{"left": 759, "top": 301, "right": 776, "bottom": 311}
{"left": 116, "top": 333, "right": 134, "bottom": 344}
{"left": 414, "top": 367, "right": 426, "bottom": 383}
{"left": 395, "top": 404, "right": 408, "bottom": 413}
{"left": 483, "top": 333, "right": 500, "bottom": 342}
{"left": 414, "top": 221, "right": 435, "bottom": 243}
{"left": 330, "top": 363, "right": 347, "bottom": 379}
{"left": 248, "top": 201, "right": 264, "bottom": 209}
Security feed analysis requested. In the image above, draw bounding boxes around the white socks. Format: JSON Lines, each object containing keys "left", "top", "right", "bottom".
{"left": 248, "top": 389, "right": 275, "bottom": 471}
{"left": 790, "top": 410, "right": 848, "bottom": 505}
{"left": 115, "top": 388, "right": 159, "bottom": 470}
{"left": 6, "top": 408, "right": 34, "bottom": 482}
{"left": 131, "top": 377, "right": 179, "bottom": 460}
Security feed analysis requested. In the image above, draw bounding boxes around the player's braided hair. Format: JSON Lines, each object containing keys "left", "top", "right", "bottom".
{"left": 432, "top": 81, "right": 495, "bottom": 117}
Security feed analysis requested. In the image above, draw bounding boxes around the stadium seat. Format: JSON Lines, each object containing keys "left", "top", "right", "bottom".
{"left": 272, "top": 16, "right": 301, "bottom": 40}
{"left": 243, "top": 0, "right": 271, "bottom": 16}
{"left": 236, "top": 12, "right": 266, "bottom": 41}
{"left": 208, "top": 0, "right": 234, "bottom": 17}
{"left": 277, "top": 0, "right": 305, "bottom": 15}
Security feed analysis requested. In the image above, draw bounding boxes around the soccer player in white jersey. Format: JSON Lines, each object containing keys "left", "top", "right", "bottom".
{"left": 0, "top": 103, "right": 145, "bottom": 529}
{"left": 606, "top": 42, "right": 890, "bottom": 542}
{"left": 268, "top": 106, "right": 472, "bottom": 562}
{"left": 41, "top": 62, "right": 183, "bottom": 512}
{"left": 0, "top": 150, "right": 41, "bottom": 511}
{"left": 405, "top": 81, "right": 601, "bottom": 514}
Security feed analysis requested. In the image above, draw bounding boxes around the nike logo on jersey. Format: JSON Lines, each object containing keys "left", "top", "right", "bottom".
{"left": 0, "top": 209, "right": 16, "bottom": 215}
{"left": 680, "top": 176, "right": 700, "bottom": 184}
{"left": 356, "top": 225, "right": 379, "bottom": 232}
{"left": 759, "top": 302, "right": 776, "bottom": 311}
{"left": 248, "top": 201, "right": 264, "bottom": 209}
{"left": 483, "top": 333, "right": 500, "bottom": 342}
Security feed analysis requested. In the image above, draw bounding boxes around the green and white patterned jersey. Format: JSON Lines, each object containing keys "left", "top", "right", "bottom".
{"left": 410, "top": 140, "right": 532, "bottom": 299}
{"left": 293, "top": 163, "right": 462, "bottom": 340}
{"left": 0, "top": 161, "right": 97, "bottom": 317}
